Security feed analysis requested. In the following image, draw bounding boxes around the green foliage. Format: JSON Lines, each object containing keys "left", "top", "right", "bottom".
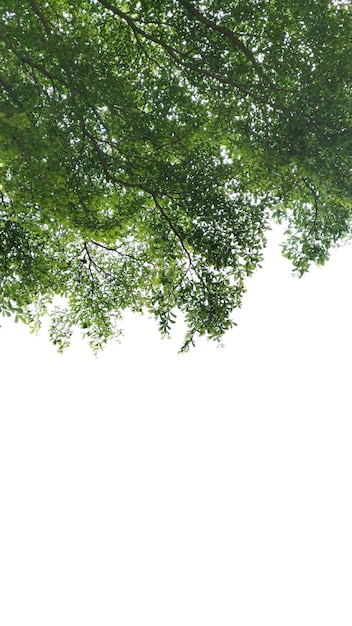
{"left": 1, "top": 0, "right": 352, "bottom": 349}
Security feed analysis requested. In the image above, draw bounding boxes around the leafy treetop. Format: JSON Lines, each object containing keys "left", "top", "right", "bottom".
{"left": 1, "top": 0, "right": 352, "bottom": 350}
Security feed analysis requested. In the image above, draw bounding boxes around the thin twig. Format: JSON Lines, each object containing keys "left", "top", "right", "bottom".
{"left": 83, "top": 241, "right": 95, "bottom": 282}
{"left": 302, "top": 176, "right": 319, "bottom": 236}
{"left": 152, "top": 195, "right": 192, "bottom": 266}
{"left": 91, "top": 239, "right": 139, "bottom": 261}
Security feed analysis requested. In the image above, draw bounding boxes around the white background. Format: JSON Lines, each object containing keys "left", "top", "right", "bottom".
{"left": 1, "top": 226, "right": 351, "bottom": 625}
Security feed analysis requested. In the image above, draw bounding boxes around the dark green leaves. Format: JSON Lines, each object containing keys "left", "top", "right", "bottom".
{"left": 1, "top": 0, "right": 352, "bottom": 349}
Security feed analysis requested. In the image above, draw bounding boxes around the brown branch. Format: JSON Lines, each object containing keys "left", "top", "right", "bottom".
{"left": 79, "top": 118, "right": 143, "bottom": 190}
{"left": 152, "top": 194, "right": 193, "bottom": 265}
{"left": 96, "top": 0, "right": 276, "bottom": 107}
{"left": 152, "top": 196, "right": 218, "bottom": 300}
{"left": 302, "top": 177, "right": 319, "bottom": 236}
{"left": 79, "top": 120, "right": 113, "bottom": 181}
{"left": 28, "top": 65, "right": 47, "bottom": 96}
{"left": 83, "top": 241, "right": 95, "bottom": 282}
{"left": 178, "top": 0, "right": 264, "bottom": 77}
{"left": 0, "top": 190, "right": 12, "bottom": 210}
{"left": 27, "top": 0, "right": 52, "bottom": 36}
{"left": 91, "top": 239, "right": 139, "bottom": 261}
{"left": 84, "top": 241, "right": 140, "bottom": 283}
{"left": 3, "top": 35, "right": 67, "bottom": 85}
{"left": 97, "top": 0, "right": 184, "bottom": 54}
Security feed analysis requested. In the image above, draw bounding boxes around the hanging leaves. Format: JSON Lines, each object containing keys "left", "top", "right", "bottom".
{"left": 1, "top": 0, "right": 352, "bottom": 349}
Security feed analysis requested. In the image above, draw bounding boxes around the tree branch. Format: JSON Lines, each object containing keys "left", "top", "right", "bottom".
{"left": 2, "top": 33, "right": 67, "bottom": 85}
{"left": 27, "top": 0, "right": 53, "bottom": 36}
{"left": 178, "top": 0, "right": 264, "bottom": 77}
{"left": 302, "top": 177, "right": 319, "bottom": 236}
{"left": 83, "top": 241, "right": 95, "bottom": 282}
{"left": 152, "top": 195, "right": 193, "bottom": 268}
{"left": 96, "top": 0, "right": 275, "bottom": 107}
{"left": 91, "top": 239, "right": 139, "bottom": 261}
{"left": 79, "top": 118, "right": 143, "bottom": 190}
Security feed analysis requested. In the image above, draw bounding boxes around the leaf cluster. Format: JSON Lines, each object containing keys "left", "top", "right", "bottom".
{"left": 1, "top": 0, "right": 352, "bottom": 349}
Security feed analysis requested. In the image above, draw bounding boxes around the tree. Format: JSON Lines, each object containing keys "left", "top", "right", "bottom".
{"left": 1, "top": 0, "right": 352, "bottom": 351}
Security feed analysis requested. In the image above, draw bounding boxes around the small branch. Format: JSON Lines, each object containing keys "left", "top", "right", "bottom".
{"left": 0, "top": 190, "right": 12, "bottom": 210}
{"left": 80, "top": 121, "right": 113, "bottom": 182}
{"left": 3, "top": 35, "right": 67, "bottom": 85}
{"left": 178, "top": 0, "right": 264, "bottom": 77}
{"left": 83, "top": 241, "right": 95, "bottom": 282}
{"left": 96, "top": 0, "right": 277, "bottom": 108}
{"left": 97, "top": 0, "right": 185, "bottom": 56}
{"left": 27, "top": 0, "right": 53, "bottom": 36}
{"left": 79, "top": 118, "right": 144, "bottom": 190}
{"left": 91, "top": 239, "right": 139, "bottom": 261}
{"left": 152, "top": 197, "right": 215, "bottom": 298}
{"left": 302, "top": 176, "right": 319, "bottom": 236}
{"left": 84, "top": 241, "right": 137, "bottom": 282}
{"left": 28, "top": 65, "right": 47, "bottom": 96}
{"left": 152, "top": 195, "right": 193, "bottom": 268}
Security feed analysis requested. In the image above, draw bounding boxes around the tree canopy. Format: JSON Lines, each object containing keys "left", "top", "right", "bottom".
{"left": 1, "top": 0, "right": 352, "bottom": 350}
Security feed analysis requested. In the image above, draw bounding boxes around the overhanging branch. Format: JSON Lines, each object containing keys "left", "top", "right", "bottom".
{"left": 96, "top": 0, "right": 275, "bottom": 106}
{"left": 302, "top": 177, "right": 319, "bottom": 236}
{"left": 178, "top": 0, "right": 264, "bottom": 77}
{"left": 27, "top": 0, "right": 53, "bottom": 36}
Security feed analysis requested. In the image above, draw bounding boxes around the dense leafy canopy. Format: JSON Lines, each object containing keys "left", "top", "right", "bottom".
{"left": 1, "top": 0, "right": 352, "bottom": 350}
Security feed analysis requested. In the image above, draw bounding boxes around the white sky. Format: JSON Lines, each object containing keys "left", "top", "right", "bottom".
{"left": 1, "top": 225, "right": 352, "bottom": 625}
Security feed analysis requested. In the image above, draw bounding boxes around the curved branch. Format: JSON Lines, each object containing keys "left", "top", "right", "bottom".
{"left": 96, "top": 0, "right": 275, "bottom": 106}
{"left": 2, "top": 33, "right": 68, "bottom": 85}
{"left": 178, "top": 0, "right": 264, "bottom": 77}
{"left": 91, "top": 239, "right": 139, "bottom": 261}
{"left": 27, "top": 0, "right": 53, "bottom": 36}
{"left": 79, "top": 118, "right": 144, "bottom": 190}
{"left": 152, "top": 195, "right": 193, "bottom": 267}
